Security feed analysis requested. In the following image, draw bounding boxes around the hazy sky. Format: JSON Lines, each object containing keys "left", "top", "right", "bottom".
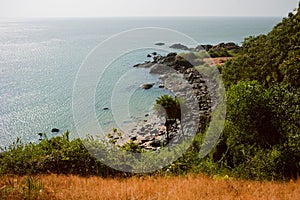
{"left": 0, "top": 0, "right": 298, "bottom": 19}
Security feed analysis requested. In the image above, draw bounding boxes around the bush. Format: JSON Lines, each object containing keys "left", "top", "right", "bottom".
{"left": 0, "top": 132, "right": 121, "bottom": 177}
{"left": 208, "top": 49, "right": 232, "bottom": 58}
{"left": 211, "top": 81, "right": 300, "bottom": 180}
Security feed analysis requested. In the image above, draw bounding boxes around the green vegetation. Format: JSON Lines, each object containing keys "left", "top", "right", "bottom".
{"left": 222, "top": 5, "right": 300, "bottom": 88}
{"left": 0, "top": 132, "right": 122, "bottom": 177}
{"left": 154, "top": 94, "right": 181, "bottom": 120}
{"left": 208, "top": 48, "right": 232, "bottom": 58}
{"left": 215, "top": 81, "right": 299, "bottom": 180}
{"left": 0, "top": 3, "right": 299, "bottom": 181}
{"left": 0, "top": 175, "right": 45, "bottom": 199}
{"left": 210, "top": 2, "right": 300, "bottom": 180}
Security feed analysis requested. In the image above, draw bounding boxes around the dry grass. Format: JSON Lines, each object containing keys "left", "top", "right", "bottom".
{"left": 0, "top": 174, "right": 299, "bottom": 200}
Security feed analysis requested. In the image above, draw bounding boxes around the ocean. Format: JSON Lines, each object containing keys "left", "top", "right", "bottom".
{"left": 0, "top": 17, "right": 281, "bottom": 148}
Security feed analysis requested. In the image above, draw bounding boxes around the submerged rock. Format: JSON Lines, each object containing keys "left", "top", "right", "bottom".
{"left": 158, "top": 84, "right": 164, "bottom": 88}
{"left": 51, "top": 128, "right": 59, "bottom": 133}
{"left": 140, "top": 83, "right": 155, "bottom": 89}
{"left": 155, "top": 42, "right": 165, "bottom": 46}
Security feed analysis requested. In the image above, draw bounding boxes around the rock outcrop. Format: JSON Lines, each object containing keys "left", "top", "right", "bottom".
{"left": 169, "top": 42, "right": 240, "bottom": 52}
{"left": 211, "top": 42, "right": 239, "bottom": 50}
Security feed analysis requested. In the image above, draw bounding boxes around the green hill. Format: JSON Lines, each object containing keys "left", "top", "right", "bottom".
{"left": 223, "top": 2, "right": 300, "bottom": 88}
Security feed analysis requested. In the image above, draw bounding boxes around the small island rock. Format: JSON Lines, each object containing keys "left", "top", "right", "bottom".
{"left": 155, "top": 42, "right": 165, "bottom": 46}
{"left": 140, "top": 83, "right": 155, "bottom": 90}
{"left": 51, "top": 128, "right": 59, "bottom": 133}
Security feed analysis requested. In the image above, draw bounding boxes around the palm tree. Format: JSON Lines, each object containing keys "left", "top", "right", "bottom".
{"left": 154, "top": 95, "right": 182, "bottom": 141}
{"left": 154, "top": 94, "right": 181, "bottom": 120}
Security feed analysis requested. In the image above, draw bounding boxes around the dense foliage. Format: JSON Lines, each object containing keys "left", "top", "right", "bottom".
{"left": 212, "top": 2, "right": 300, "bottom": 180}
{"left": 222, "top": 4, "right": 300, "bottom": 88}
{"left": 215, "top": 81, "right": 299, "bottom": 179}
{"left": 0, "top": 132, "right": 122, "bottom": 177}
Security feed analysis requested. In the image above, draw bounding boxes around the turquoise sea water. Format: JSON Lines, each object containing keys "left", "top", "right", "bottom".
{"left": 0, "top": 17, "right": 281, "bottom": 147}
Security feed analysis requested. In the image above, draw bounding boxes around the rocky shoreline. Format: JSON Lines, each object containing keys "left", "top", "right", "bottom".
{"left": 166, "top": 42, "right": 240, "bottom": 52}
{"left": 109, "top": 51, "right": 218, "bottom": 151}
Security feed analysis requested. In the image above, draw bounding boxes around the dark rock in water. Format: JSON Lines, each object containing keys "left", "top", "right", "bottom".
{"left": 155, "top": 42, "right": 165, "bottom": 46}
{"left": 169, "top": 43, "right": 189, "bottom": 50}
{"left": 140, "top": 83, "right": 155, "bottom": 89}
{"left": 147, "top": 54, "right": 152, "bottom": 58}
{"left": 38, "top": 133, "right": 43, "bottom": 137}
{"left": 51, "top": 128, "right": 59, "bottom": 133}
{"left": 158, "top": 84, "right": 164, "bottom": 88}
{"left": 152, "top": 52, "right": 157, "bottom": 56}
{"left": 103, "top": 107, "right": 109, "bottom": 110}
{"left": 145, "top": 114, "right": 149, "bottom": 117}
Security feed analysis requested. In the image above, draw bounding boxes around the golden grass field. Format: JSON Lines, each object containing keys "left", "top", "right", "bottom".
{"left": 1, "top": 174, "right": 299, "bottom": 200}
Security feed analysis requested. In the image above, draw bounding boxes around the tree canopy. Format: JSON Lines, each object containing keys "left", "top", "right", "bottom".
{"left": 222, "top": 2, "right": 300, "bottom": 88}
